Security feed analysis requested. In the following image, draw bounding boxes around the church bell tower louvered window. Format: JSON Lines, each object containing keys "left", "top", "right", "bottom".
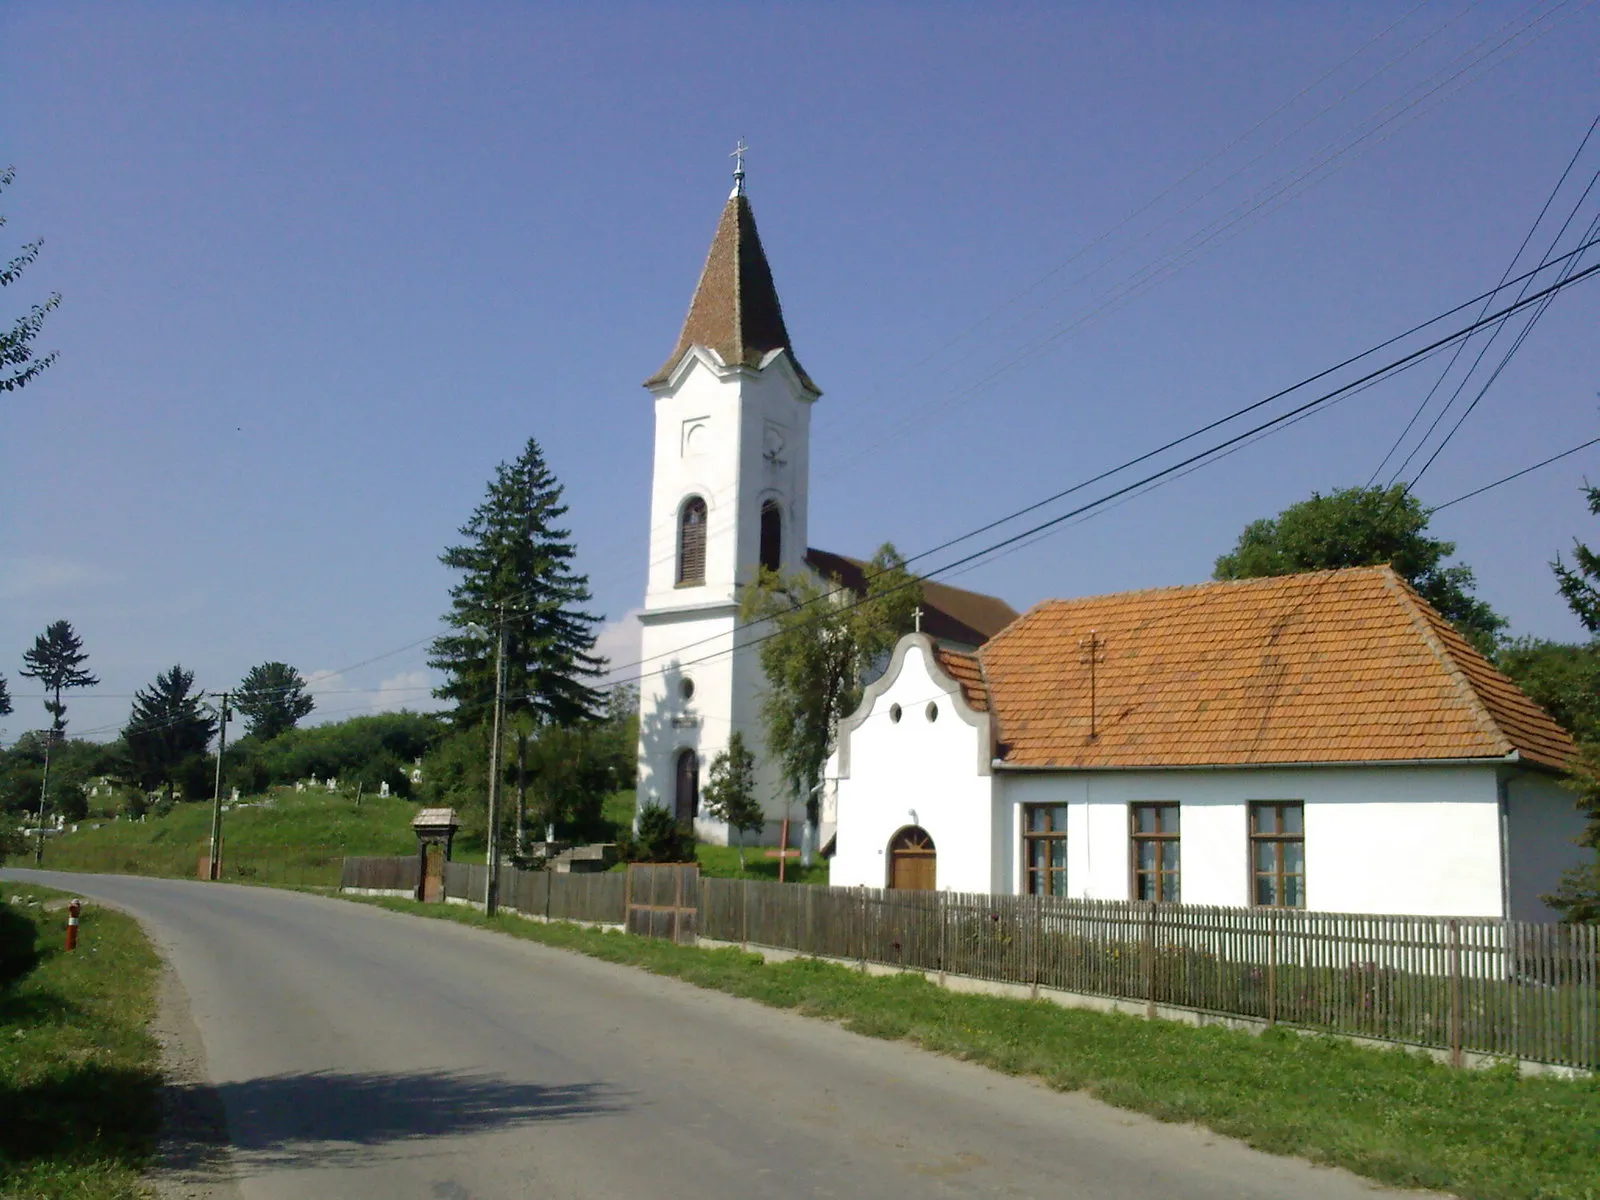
{"left": 759, "top": 499, "right": 782, "bottom": 573}
{"left": 678, "top": 497, "right": 707, "bottom": 586}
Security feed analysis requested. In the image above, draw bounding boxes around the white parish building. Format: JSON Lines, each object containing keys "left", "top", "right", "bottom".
{"left": 828, "top": 567, "right": 1584, "bottom": 920}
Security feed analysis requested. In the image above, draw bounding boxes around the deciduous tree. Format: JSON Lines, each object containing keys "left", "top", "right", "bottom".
{"left": 1, "top": 166, "right": 60, "bottom": 393}
{"left": 741, "top": 543, "right": 922, "bottom": 831}
{"left": 1214, "top": 484, "right": 1505, "bottom": 649}
{"left": 235, "top": 661, "right": 316, "bottom": 741}
{"left": 20, "top": 620, "right": 98, "bottom": 739}
{"left": 122, "top": 666, "right": 215, "bottom": 805}
{"left": 702, "top": 731, "right": 764, "bottom": 869}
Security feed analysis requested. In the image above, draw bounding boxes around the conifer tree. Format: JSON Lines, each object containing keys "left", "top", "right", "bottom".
{"left": 122, "top": 665, "right": 216, "bottom": 804}
{"left": 1553, "top": 484, "right": 1600, "bottom": 634}
{"left": 0, "top": 673, "right": 11, "bottom": 721}
{"left": 428, "top": 436, "right": 604, "bottom": 728}
{"left": 235, "top": 661, "right": 316, "bottom": 741}
{"left": 20, "top": 620, "right": 98, "bottom": 738}
{"left": 1, "top": 166, "right": 60, "bottom": 394}
{"left": 703, "top": 731, "right": 765, "bottom": 869}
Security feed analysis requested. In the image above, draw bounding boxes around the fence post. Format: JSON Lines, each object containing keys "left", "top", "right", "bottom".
{"left": 1144, "top": 902, "right": 1157, "bottom": 1021}
{"left": 742, "top": 878, "right": 750, "bottom": 952}
{"left": 937, "top": 892, "right": 947, "bottom": 988}
{"left": 623, "top": 866, "right": 633, "bottom": 936}
{"left": 1449, "top": 918, "right": 1463, "bottom": 1068}
{"left": 858, "top": 885, "right": 868, "bottom": 972}
{"left": 1031, "top": 894, "right": 1041, "bottom": 1001}
{"left": 1267, "top": 908, "right": 1278, "bottom": 1027}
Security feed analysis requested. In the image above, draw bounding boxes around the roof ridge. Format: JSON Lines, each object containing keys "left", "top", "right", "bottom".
{"left": 1377, "top": 568, "right": 1513, "bottom": 756}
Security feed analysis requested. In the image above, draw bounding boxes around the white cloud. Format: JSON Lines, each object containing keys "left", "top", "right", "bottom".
{"left": 592, "top": 609, "right": 644, "bottom": 686}
{"left": 370, "top": 669, "right": 442, "bottom": 714}
{"left": 0, "top": 556, "right": 105, "bottom": 600}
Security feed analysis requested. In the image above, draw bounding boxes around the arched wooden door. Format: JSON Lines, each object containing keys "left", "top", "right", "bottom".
{"left": 888, "top": 826, "right": 936, "bottom": 891}
{"left": 674, "top": 749, "right": 699, "bottom": 827}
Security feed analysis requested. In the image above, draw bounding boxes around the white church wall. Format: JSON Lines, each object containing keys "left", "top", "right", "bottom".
{"left": 1504, "top": 769, "right": 1588, "bottom": 922}
{"left": 830, "top": 638, "right": 995, "bottom": 892}
{"left": 998, "top": 764, "right": 1507, "bottom": 917}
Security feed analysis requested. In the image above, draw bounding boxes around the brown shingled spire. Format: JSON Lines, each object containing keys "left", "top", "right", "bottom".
{"left": 644, "top": 193, "right": 816, "bottom": 392}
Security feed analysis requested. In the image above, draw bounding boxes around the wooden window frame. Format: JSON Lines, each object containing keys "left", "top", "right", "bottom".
{"left": 1130, "top": 802, "right": 1180, "bottom": 903}
{"left": 1249, "top": 801, "right": 1305, "bottom": 909}
{"left": 1022, "top": 803, "right": 1069, "bottom": 896}
{"left": 677, "top": 496, "right": 707, "bottom": 587}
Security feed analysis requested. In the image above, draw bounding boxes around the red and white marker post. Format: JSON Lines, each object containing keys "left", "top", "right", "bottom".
{"left": 65, "top": 899, "right": 81, "bottom": 951}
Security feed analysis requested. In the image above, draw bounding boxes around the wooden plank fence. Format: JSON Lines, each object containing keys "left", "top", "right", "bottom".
{"left": 344, "top": 856, "right": 1599, "bottom": 1070}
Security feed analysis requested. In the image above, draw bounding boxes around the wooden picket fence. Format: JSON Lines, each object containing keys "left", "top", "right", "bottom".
{"left": 339, "top": 855, "right": 420, "bottom": 892}
{"left": 699, "top": 880, "right": 1600, "bottom": 1071}
{"left": 343, "top": 855, "right": 1599, "bottom": 1070}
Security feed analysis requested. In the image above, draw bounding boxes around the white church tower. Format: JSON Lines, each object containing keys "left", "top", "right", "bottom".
{"left": 634, "top": 155, "right": 819, "bottom": 843}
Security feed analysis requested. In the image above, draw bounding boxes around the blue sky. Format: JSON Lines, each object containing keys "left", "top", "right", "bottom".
{"left": 3, "top": 2, "right": 1599, "bottom": 743}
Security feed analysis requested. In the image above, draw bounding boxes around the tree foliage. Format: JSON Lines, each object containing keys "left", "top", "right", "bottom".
{"left": 0, "top": 673, "right": 11, "bottom": 721}
{"left": 1544, "top": 744, "right": 1600, "bottom": 923}
{"left": 519, "top": 724, "right": 615, "bottom": 839}
{"left": 122, "top": 665, "right": 215, "bottom": 803}
{"left": 702, "top": 731, "right": 764, "bottom": 868}
{"left": 1214, "top": 484, "right": 1505, "bottom": 649}
{"left": 19, "top": 620, "right": 98, "bottom": 738}
{"left": 235, "top": 661, "right": 316, "bottom": 741}
{"left": 1, "top": 166, "right": 60, "bottom": 393}
{"left": 1496, "top": 639, "right": 1600, "bottom": 744}
{"left": 741, "top": 543, "right": 922, "bottom": 822}
{"left": 228, "top": 710, "right": 440, "bottom": 798}
{"left": 1553, "top": 483, "right": 1600, "bottom": 635}
{"left": 0, "top": 733, "right": 117, "bottom": 823}
{"left": 428, "top": 436, "right": 604, "bottom": 729}
{"left": 621, "top": 803, "right": 697, "bottom": 863}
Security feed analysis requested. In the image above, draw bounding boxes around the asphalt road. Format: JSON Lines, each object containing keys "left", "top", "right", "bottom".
{"left": 3, "top": 870, "right": 1431, "bottom": 1199}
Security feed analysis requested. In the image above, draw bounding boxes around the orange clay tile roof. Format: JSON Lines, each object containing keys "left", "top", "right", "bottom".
{"left": 934, "top": 647, "right": 988, "bottom": 712}
{"left": 977, "top": 566, "right": 1576, "bottom": 771}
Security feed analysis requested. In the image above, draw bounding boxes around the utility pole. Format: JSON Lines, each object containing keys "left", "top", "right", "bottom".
{"left": 207, "top": 692, "right": 231, "bottom": 881}
{"left": 485, "top": 604, "right": 508, "bottom": 917}
{"left": 34, "top": 732, "right": 53, "bottom": 865}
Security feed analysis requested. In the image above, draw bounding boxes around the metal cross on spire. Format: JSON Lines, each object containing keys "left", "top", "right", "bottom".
{"left": 730, "top": 138, "right": 748, "bottom": 196}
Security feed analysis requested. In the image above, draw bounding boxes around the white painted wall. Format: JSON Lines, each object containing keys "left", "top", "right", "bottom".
{"left": 1504, "top": 769, "right": 1589, "bottom": 922}
{"left": 997, "top": 765, "right": 1506, "bottom": 916}
{"left": 830, "top": 637, "right": 995, "bottom": 892}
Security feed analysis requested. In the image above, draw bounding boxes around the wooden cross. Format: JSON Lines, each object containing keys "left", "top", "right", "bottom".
{"left": 912, "top": 606, "right": 924, "bottom": 633}
{"left": 764, "top": 815, "right": 801, "bottom": 883}
{"left": 1079, "top": 630, "right": 1106, "bottom": 739}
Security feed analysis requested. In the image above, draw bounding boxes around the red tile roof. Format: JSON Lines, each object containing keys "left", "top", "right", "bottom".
{"left": 976, "top": 567, "right": 1575, "bottom": 771}
{"left": 933, "top": 647, "right": 988, "bottom": 712}
{"left": 805, "top": 549, "right": 1019, "bottom": 648}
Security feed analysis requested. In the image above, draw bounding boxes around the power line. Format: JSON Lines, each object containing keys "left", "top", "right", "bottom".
{"left": 1429, "top": 436, "right": 1600, "bottom": 512}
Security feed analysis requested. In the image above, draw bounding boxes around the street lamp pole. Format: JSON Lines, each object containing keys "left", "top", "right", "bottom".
{"left": 207, "top": 692, "right": 232, "bottom": 881}
{"left": 34, "top": 732, "right": 53, "bottom": 866}
{"left": 485, "top": 604, "right": 508, "bottom": 917}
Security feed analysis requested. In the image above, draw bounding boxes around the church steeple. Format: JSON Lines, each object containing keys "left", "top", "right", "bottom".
{"left": 644, "top": 187, "right": 816, "bottom": 393}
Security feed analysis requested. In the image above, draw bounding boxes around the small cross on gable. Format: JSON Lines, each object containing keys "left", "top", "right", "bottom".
{"left": 913, "top": 606, "right": 925, "bottom": 634}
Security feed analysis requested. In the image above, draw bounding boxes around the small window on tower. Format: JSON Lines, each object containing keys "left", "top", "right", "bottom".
{"left": 678, "top": 496, "right": 707, "bottom": 586}
{"left": 759, "top": 499, "right": 782, "bottom": 573}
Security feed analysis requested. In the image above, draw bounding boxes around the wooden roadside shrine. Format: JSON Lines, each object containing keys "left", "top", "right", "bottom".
{"left": 412, "top": 807, "right": 460, "bottom": 902}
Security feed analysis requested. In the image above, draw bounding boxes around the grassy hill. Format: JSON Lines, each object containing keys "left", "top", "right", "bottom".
{"left": 35, "top": 787, "right": 421, "bottom": 887}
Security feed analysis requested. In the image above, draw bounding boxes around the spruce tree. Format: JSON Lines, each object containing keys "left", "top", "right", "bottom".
{"left": 122, "top": 665, "right": 216, "bottom": 804}
{"left": 0, "top": 673, "right": 11, "bottom": 720}
{"left": 1553, "top": 484, "right": 1600, "bottom": 634}
{"left": 20, "top": 620, "right": 98, "bottom": 738}
{"left": 235, "top": 661, "right": 316, "bottom": 740}
{"left": 429, "top": 436, "right": 604, "bottom": 728}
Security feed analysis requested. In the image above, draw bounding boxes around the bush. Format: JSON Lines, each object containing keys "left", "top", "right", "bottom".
{"left": 618, "top": 804, "right": 696, "bottom": 863}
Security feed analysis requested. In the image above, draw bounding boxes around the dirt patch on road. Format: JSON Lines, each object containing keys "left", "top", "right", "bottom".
{"left": 146, "top": 962, "right": 243, "bottom": 1200}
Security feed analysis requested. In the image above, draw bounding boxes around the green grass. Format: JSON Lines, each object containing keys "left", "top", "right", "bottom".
{"left": 692, "top": 843, "right": 830, "bottom": 884}
{"left": 354, "top": 895, "right": 1600, "bottom": 1200}
{"left": 39, "top": 787, "right": 419, "bottom": 886}
{"left": 0, "top": 882, "right": 165, "bottom": 1199}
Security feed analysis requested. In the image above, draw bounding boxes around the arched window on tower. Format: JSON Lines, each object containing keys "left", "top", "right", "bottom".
{"left": 678, "top": 496, "right": 707, "bottom": 586}
{"left": 759, "top": 499, "right": 782, "bottom": 573}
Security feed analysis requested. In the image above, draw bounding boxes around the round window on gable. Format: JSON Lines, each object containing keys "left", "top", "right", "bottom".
{"left": 889, "top": 703, "right": 902, "bottom": 724}
{"left": 680, "top": 677, "right": 695, "bottom": 702}
{"left": 925, "top": 701, "right": 939, "bottom": 723}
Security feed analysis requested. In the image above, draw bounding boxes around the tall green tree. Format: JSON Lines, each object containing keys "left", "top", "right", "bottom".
{"left": 702, "top": 731, "right": 764, "bottom": 869}
{"left": 122, "top": 665, "right": 215, "bottom": 804}
{"left": 235, "top": 661, "right": 316, "bottom": 741}
{"left": 1553, "top": 483, "right": 1600, "bottom": 634}
{"left": 428, "top": 436, "right": 604, "bottom": 729}
{"left": 0, "top": 673, "right": 11, "bottom": 722}
{"left": 1, "top": 166, "right": 60, "bottom": 393}
{"left": 1214, "top": 484, "right": 1505, "bottom": 649}
{"left": 20, "top": 619, "right": 98, "bottom": 739}
{"left": 741, "top": 543, "right": 922, "bottom": 828}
